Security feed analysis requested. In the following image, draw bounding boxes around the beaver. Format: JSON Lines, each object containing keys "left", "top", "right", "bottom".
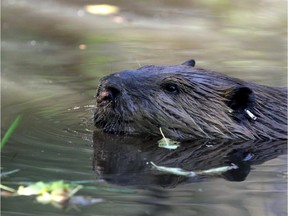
{"left": 94, "top": 60, "right": 287, "bottom": 140}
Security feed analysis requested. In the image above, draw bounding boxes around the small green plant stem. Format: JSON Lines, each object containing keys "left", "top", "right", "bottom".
{"left": 1, "top": 115, "right": 23, "bottom": 149}
{"left": 159, "top": 127, "right": 168, "bottom": 145}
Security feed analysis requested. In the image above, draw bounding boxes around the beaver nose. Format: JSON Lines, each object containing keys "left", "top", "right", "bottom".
{"left": 96, "top": 86, "right": 121, "bottom": 105}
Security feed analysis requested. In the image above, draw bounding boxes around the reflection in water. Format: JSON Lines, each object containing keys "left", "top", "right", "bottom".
{"left": 93, "top": 130, "right": 287, "bottom": 187}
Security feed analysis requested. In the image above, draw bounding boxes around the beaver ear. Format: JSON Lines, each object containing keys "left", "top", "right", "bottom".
{"left": 226, "top": 86, "right": 256, "bottom": 121}
{"left": 181, "top": 59, "right": 196, "bottom": 67}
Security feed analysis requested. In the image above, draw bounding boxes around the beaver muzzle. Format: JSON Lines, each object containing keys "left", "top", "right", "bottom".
{"left": 96, "top": 85, "right": 121, "bottom": 108}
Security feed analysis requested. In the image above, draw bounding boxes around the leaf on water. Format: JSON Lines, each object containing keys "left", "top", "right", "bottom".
{"left": 150, "top": 162, "right": 196, "bottom": 177}
{"left": 158, "top": 127, "right": 180, "bottom": 149}
{"left": 198, "top": 164, "right": 238, "bottom": 175}
{"left": 158, "top": 138, "right": 180, "bottom": 149}
{"left": 1, "top": 180, "right": 103, "bottom": 209}
{"left": 17, "top": 181, "right": 83, "bottom": 204}
{"left": 85, "top": 4, "right": 119, "bottom": 15}
{"left": 150, "top": 162, "right": 238, "bottom": 178}
{"left": 36, "top": 192, "right": 60, "bottom": 204}
{"left": 17, "top": 181, "right": 47, "bottom": 196}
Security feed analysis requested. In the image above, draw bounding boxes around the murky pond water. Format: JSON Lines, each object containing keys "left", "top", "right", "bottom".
{"left": 2, "top": 0, "right": 287, "bottom": 215}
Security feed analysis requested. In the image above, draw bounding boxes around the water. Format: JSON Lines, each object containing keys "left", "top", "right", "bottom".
{"left": 1, "top": 0, "right": 287, "bottom": 215}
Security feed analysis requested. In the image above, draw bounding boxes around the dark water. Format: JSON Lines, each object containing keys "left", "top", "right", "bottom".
{"left": 1, "top": 0, "right": 287, "bottom": 215}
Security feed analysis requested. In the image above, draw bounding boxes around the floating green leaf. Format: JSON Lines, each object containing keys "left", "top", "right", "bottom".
{"left": 17, "top": 181, "right": 48, "bottom": 196}
{"left": 1, "top": 180, "right": 104, "bottom": 209}
{"left": 3, "top": 181, "right": 82, "bottom": 205}
{"left": 17, "top": 180, "right": 82, "bottom": 201}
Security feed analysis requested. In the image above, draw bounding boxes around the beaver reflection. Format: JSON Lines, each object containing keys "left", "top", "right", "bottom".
{"left": 93, "top": 131, "right": 287, "bottom": 187}
{"left": 94, "top": 60, "right": 287, "bottom": 140}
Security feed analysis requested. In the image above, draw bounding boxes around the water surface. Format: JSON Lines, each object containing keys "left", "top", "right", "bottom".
{"left": 1, "top": 0, "right": 287, "bottom": 215}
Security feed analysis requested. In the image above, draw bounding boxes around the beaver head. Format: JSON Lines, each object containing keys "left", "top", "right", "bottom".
{"left": 94, "top": 60, "right": 287, "bottom": 140}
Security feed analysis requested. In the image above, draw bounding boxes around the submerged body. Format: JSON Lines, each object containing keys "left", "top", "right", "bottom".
{"left": 94, "top": 60, "right": 287, "bottom": 140}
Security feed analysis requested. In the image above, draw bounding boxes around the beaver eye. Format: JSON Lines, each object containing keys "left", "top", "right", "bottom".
{"left": 162, "top": 83, "right": 179, "bottom": 94}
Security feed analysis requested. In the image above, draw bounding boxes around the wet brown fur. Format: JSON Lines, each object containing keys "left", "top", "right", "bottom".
{"left": 94, "top": 62, "right": 287, "bottom": 140}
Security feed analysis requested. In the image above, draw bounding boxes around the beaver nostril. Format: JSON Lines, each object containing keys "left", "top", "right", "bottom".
{"left": 96, "top": 86, "right": 121, "bottom": 105}
{"left": 108, "top": 86, "right": 121, "bottom": 99}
